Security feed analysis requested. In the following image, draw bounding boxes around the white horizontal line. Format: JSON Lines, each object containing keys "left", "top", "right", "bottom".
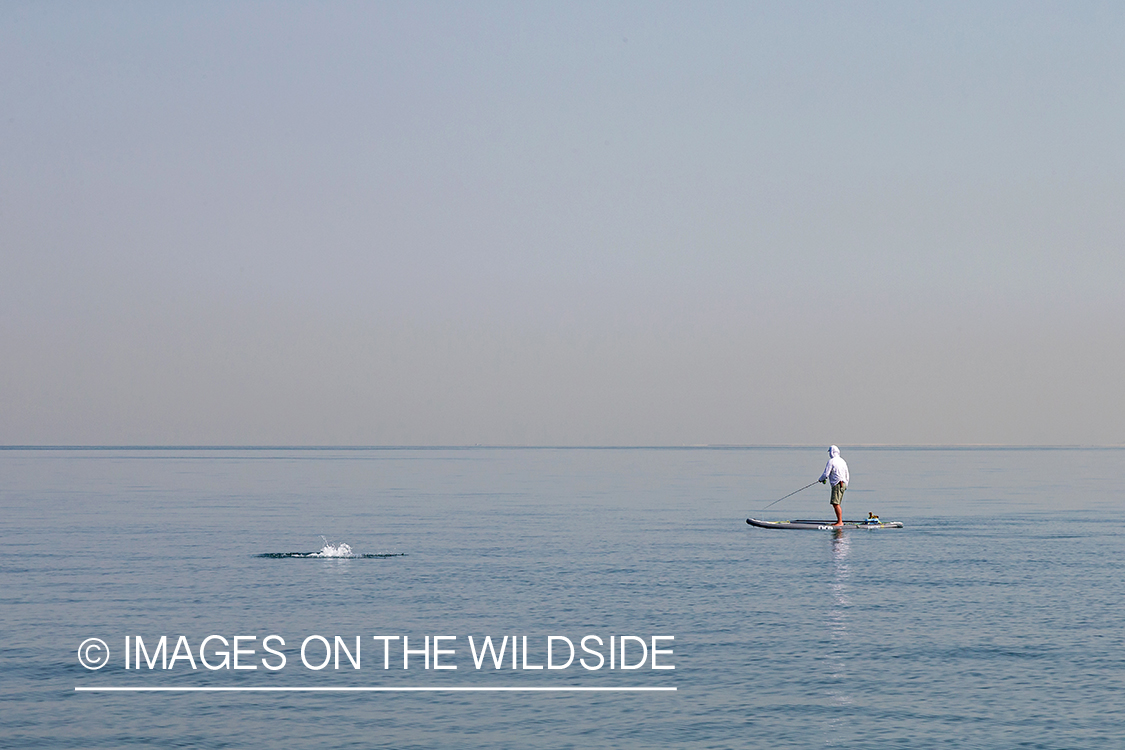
{"left": 75, "top": 686, "right": 676, "bottom": 693}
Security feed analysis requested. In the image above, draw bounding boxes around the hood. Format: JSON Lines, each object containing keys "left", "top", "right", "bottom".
{"left": 828, "top": 445, "right": 840, "bottom": 458}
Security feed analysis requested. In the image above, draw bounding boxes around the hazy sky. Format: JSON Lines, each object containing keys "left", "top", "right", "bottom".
{"left": 2, "top": 1, "right": 1123, "bottom": 445}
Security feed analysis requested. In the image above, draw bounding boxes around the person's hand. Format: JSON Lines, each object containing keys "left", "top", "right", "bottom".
{"left": 819, "top": 478, "right": 827, "bottom": 484}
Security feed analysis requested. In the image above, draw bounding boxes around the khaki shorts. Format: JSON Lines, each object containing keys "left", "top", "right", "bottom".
{"left": 830, "top": 481, "right": 847, "bottom": 506}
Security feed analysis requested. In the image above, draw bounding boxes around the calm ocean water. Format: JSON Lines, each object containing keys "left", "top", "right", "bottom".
{"left": 2, "top": 447, "right": 1123, "bottom": 749}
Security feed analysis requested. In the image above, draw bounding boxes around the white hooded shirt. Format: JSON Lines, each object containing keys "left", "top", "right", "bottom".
{"left": 819, "top": 445, "right": 849, "bottom": 486}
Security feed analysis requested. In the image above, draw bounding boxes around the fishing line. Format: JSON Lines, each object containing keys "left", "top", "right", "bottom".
{"left": 753, "top": 480, "right": 820, "bottom": 511}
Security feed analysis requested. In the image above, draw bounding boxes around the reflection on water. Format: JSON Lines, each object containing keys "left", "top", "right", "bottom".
{"left": 825, "top": 530, "right": 852, "bottom": 743}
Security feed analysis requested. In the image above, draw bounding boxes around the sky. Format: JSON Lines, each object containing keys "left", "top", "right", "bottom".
{"left": 2, "top": 1, "right": 1123, "bottom": 446}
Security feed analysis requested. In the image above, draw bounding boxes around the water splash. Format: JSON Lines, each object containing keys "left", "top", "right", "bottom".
{"left": 312, "top": 537, "right": 354, "bottom": 558}
{"left": 256, "top": 537, "right": 405, "bottom": 559}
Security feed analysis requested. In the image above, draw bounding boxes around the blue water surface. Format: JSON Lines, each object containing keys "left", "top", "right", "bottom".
{"left": 1, "top": 447, "right": 1123, "bottom": 749}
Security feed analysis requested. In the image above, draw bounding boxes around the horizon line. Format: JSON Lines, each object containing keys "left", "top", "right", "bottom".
{"left": 5, "top": 444, "right": 1125, "bottom": 451}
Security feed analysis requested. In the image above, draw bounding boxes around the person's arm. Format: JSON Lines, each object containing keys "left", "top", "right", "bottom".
{"left": 818, "top": 460, "right": 831, "bottom": 483}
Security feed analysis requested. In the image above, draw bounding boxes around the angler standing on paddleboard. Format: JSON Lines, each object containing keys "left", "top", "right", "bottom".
{"left": 819, "top": 446, "right": 849, "bottom": 527}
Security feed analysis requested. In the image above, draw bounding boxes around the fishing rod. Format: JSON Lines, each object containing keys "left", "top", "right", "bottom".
{"left": 757, "top": 480, "right": 819, "bottom": 511}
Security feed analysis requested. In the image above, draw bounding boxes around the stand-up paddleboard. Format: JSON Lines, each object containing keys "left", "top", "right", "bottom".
{"left": 746, "top": 517, "right": 904, "bottom": 530}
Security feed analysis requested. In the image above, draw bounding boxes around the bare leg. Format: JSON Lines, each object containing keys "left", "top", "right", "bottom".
{"left": 833, "top": 503, "right": 843, "bottom": 527}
